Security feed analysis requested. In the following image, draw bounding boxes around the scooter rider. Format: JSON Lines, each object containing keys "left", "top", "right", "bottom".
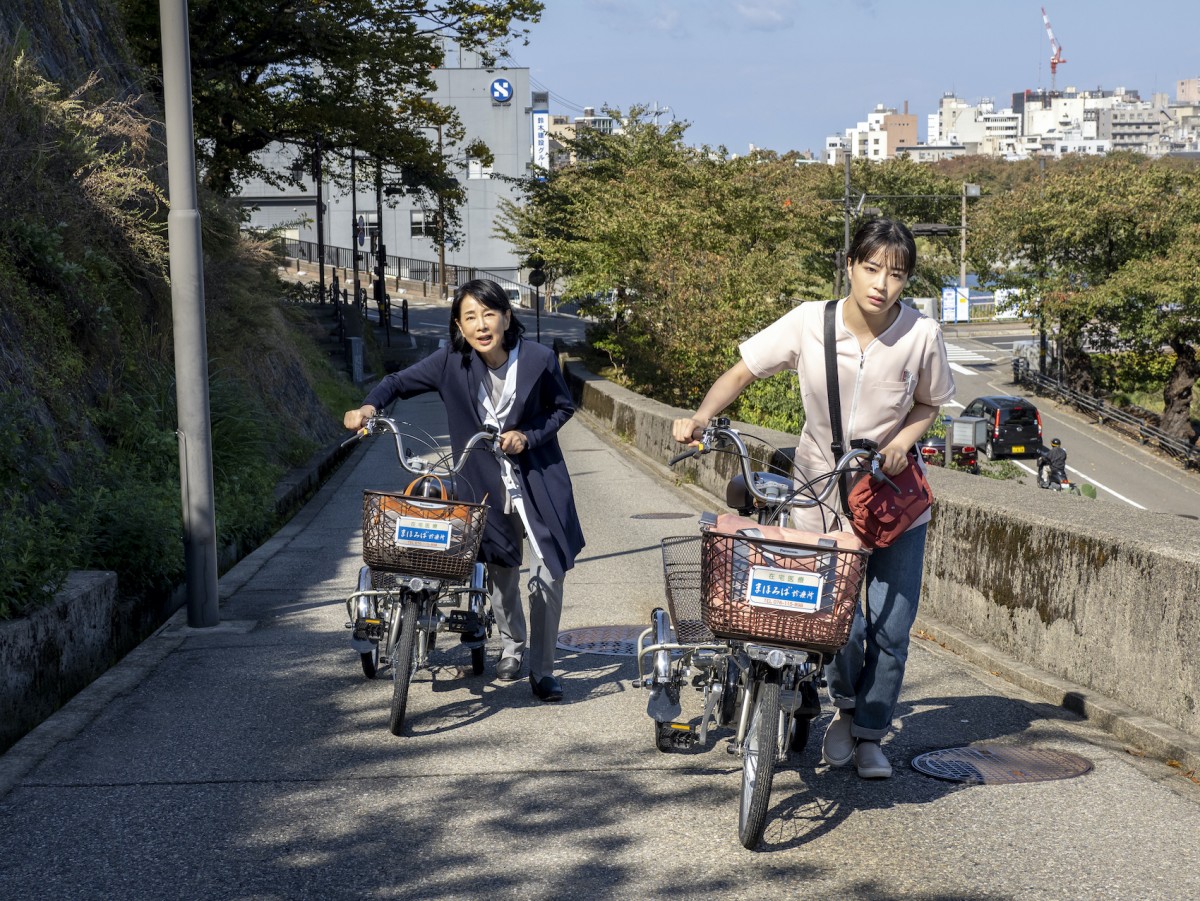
{"left": 1037, "top": 438, "right": 1068, "bottom": 487}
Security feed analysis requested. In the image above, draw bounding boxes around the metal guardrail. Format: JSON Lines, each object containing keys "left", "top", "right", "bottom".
{"left": 1011, "top": 359, "right": 1199, "bottom": 470}
{"left": 283, "top": 239, "right": 529, "bottom": 299}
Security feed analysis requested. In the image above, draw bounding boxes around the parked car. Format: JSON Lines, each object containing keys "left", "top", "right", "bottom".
{"left": 960, "top": 395, "right": 1044, "bottom": 459}
{"left": 916, "top": 434, "right": 980, "bottom": 474}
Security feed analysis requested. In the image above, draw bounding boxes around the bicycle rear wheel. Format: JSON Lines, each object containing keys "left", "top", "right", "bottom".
{"left": 738, "top": 674, "right": 781, "bottom": 850}
{"left": 388, "top": 598, "right": 420, "bottom": 736}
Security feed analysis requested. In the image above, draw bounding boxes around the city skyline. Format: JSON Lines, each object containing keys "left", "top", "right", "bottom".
{"left": 508, "top": 0, "right": 1198, "bottom": 155}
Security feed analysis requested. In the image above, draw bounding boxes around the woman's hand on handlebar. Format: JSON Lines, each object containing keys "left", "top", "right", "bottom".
{"left": 343, "top": 405, "right": 377, "bottom": 431}
{"left": 878, "top": 440, "right": 912, "bottom": 476}
{"left": 498, "top": 430, "right": 528, "bottom": 455}
{"left": 671, "top": 416, "right": 704, "bottom": 445}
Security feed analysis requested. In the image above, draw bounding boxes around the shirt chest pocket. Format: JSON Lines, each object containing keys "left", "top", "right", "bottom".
{"left": 872, "top": 378, "right": 915, "bottom": 412}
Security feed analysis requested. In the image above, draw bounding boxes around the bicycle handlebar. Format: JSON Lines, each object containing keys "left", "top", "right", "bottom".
{"left": 343, "top": 416, "right": 502, "bottom": 478}
{"left": 670, "top": 419, "right": 892, "bottom": 508}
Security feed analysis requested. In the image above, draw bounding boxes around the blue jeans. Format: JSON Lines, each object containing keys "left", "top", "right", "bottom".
{"left": 824, "top": 523, "right": 927, "bottom": 741}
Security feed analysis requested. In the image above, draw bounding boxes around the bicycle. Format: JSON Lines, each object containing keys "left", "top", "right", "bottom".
{"left": 637, "top": 418, "right": 886, "bottom": 849}
{"left": 343, "top": 416, "right": 509, "bottom": 736}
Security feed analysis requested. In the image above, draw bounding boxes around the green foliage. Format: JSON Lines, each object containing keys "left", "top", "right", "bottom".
{"left": 0, "top": 43, "right": 344, "bottom": 618}
{"left": 971, "top": 154, "right": 1200, "bottom": 439}
{"left": 735, "top": 373, "right": 806, "bottom": 435}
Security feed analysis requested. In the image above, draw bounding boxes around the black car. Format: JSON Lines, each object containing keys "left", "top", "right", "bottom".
{"left": 916, "top": 434, "right": 981, "bottom": 474}
{"left": 960, "top": 395, "right": 1044, "bottom": 460}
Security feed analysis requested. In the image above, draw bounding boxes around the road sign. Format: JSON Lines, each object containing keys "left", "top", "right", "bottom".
{"left": 490, "top": 78, "right": 513, "bottom": 103}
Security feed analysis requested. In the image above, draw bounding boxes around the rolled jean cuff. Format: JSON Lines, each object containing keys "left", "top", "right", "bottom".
{"left": 850, "top": 722, "right": 890, "bottom": 742}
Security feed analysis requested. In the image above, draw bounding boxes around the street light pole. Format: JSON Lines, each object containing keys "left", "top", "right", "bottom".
{"left": 960, "top": 182, "right": 981, "bottom": 292}
{"left": 314, "top": 137, "right": 326, "bottom": 306}
{"left": 436, "top": 123, "right": 447, "bottom": 299}
{"left": 840, "top": 145, "right": 851, "bottom": 297}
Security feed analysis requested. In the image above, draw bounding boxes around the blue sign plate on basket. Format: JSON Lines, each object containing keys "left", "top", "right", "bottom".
{"left": 746, "top": 566, "right": 823, "bottom": 613}
{"left": 393, "top": 516, "right": 452, "bottom": 551}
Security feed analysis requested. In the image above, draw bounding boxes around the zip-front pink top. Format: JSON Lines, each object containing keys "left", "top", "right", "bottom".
{"left": 739, "top": 299, "right": 955, "bottom": 533}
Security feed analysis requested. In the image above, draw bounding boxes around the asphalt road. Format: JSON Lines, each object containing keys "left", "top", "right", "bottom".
{"left": 940, "top": 324, "right": 1200, "bottom": 521}
{"left": 3, "top": 310, "right": 1200, "bottom": 899}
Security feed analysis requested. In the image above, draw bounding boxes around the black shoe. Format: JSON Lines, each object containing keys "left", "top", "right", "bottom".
{"left": 496, "top": 656, "right": 522, "bottom": 681}
{"left": 529, "top": 673, "right": 563, "bottom": 702}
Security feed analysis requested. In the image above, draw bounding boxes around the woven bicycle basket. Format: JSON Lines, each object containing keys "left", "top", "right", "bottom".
{"left": 660, "top": 535, "right": 716, "bottom": 644}
{"left": 700, "top": 527, "right": 870, "bottom": 656}
{"left": 361, "top": 489, "right": 487, "bottom": 581}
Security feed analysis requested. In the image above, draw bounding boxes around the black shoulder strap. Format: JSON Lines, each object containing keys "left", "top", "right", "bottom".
{"left": 824, "top": 300, "right": 850, "bottom": 514}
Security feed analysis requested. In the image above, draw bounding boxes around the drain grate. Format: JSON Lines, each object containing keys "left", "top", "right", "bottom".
{"left": 630, "top": 512, "right": 696, "bottom": 520}
{"left": 911, "top": 745, "right": 1093, "bottom": 784}
{"left": 557, "top": 625, "right": 646, "bottom": 656}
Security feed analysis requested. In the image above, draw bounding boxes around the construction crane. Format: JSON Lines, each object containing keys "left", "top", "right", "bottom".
{"left": 1041, "top": 6, "right": 1067, "bottom": 93}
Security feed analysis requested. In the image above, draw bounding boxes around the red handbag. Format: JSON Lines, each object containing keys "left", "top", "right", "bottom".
{"left": 846, "top": 453, "right": 932, "bottom": 548}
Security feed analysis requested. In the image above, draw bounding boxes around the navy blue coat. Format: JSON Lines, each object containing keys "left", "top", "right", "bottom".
{"left": 363, "top": 340, "right": 585, "bottom": 581}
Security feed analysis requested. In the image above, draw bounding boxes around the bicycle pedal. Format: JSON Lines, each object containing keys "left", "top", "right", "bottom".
{"left": 445, "top": 610, "right": 480, "bottom": 634}
{"left": 663, "top": 722, "right": 695, "bottom": 749}
{"left": 353, "top": 617, "right": 385, "bottom": 642}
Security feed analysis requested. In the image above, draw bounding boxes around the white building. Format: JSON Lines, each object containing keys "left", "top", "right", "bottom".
{"left": 238, "top": 46, "right": 535, "bottom": 284}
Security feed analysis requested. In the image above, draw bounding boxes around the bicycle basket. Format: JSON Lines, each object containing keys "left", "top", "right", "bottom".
{"left": 700, "top": 525, "right": 870, "bottom": 656}
{"left": 362, "top": 489, "right": 487, "bottom": 581}
{"left": 660, "top": 535, "right": 716, "bottom": 644}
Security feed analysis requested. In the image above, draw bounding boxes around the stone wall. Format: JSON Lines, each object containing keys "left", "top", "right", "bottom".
{"left": 562, "top": 359, "right": 1200, "bottom": 744}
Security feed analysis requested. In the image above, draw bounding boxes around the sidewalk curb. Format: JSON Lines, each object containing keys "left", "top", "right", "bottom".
{"left": 913, "top": 617, "right": 1200, "bottom": 774}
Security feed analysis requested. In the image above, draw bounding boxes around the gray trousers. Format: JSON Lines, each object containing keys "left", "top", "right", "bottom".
{"left": 487, "top": 522, "right": 565, "bottom": 679}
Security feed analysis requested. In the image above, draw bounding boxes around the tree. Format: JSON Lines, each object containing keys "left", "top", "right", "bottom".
{"left": 1084, "top": 222, "right": 1200, "bottom": 441}
{"left": 497, "top": 109, "right": 833, "bottom": 407}
{"left": 971, "top": 154, "right": 1200, "bottom": 398}
{"left": 119, "top": 0, "right": 542, "bottom": 195}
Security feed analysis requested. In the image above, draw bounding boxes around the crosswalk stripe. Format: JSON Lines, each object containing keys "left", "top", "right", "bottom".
{"left": 944, "top": 342, "right": 990, "bottom": 363}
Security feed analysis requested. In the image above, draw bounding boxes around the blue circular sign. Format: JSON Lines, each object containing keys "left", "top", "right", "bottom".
{"left": 490, "top": 78, "right": 513, "bottom": 103}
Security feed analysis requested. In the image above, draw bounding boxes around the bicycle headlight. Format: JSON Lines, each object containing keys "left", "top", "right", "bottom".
{"left": 766, "top": 648, "right": 786, "bottom": 669}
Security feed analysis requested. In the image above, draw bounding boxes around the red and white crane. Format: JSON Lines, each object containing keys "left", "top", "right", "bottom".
{"left": 1041, "top": 6, "right": 1067, "bottom": 92}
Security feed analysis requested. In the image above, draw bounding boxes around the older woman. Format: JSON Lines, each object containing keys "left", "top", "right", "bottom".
{"left": 345, "top": 279, "right": 584, "bottom": 702}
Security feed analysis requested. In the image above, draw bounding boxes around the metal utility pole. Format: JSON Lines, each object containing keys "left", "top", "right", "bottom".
{"left": 350, "top": 149, "right": 360, "bottom": 312}
{"left": 436, "top": 123, "right": 447, "bottom": 299}
{"left": 158, "top": 0, "right": 218, "bottom": 627}
{"left": 839, "top": 146, "right": 851, "bottom": 297}
{"left": 960, "top": 182, "right": 981, "bottom": 295}
{"left": 314, "top": 137, "right": 326, "bottom": 305}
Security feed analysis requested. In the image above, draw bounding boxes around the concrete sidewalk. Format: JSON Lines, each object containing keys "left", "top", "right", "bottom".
{"left": 2, "top": 388, "right": 1200, "bottom": 900}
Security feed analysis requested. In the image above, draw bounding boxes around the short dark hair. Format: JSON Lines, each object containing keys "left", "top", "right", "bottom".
{"left": 448, "top": 279, "right": 526, "bottom": 357}
{"left": 847, "top": 217, "right": 917, "bottom": 278}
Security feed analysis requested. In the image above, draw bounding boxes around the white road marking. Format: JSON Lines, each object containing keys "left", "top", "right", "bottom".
{"left": 1009, "top": 459, "right": 1147, "bottom": 509}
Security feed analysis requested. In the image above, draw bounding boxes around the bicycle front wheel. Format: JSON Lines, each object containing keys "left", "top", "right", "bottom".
{"left": 738, "top": 675, "right": 781, "bottom": 850}
{"left": 388, "top": 598, "right": 420, "bottom": 736}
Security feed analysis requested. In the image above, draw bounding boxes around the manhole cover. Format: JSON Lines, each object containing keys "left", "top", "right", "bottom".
{"left": 911, "top": 745, "right": 1093, "bottom": 784}
{"left": 557, "top": 625, "right": 645, "bottom": 656}
{"left": 630, "top": 512, "right": 695, "bottom": 520}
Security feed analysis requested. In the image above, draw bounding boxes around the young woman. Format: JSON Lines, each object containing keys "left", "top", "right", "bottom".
{"left": 671, "top": 218, "right": 955, "bottom": 778}
{"left": 344, "top": 279, "right": 585, "bottom": 702}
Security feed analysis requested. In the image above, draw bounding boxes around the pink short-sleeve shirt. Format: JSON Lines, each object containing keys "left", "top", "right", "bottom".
{"left": 739, "top": 299, "right": 955, "bottom": 532}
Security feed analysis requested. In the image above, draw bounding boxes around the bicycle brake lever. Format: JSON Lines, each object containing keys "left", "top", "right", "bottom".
{"left": 667, "top": 446, "right": 701, "bottom": 466}
{"left": 870, "top": 458, "right": 901, "bottom": 493}
{"left": 340, "top": 426, "right": 370, "bottom": 449}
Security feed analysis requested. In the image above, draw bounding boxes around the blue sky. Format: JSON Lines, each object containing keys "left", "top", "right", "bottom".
{"left": 502, "top": 0, "right": 1198, "bottom": 156}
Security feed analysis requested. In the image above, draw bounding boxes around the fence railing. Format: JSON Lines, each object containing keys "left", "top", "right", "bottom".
{"left": 1012, "top": 358, "right": 1199, "bottom": 469}
{"left": 283, "top": 239, "right": 529, "bottom": 300}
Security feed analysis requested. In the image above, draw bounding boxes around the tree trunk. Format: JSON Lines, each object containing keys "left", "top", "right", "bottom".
{"left": 1160, "top": 341, "right": 1200, "bottom": 443}
{"left": 1059, "top": 335, "right": 1096, "bottom": 396}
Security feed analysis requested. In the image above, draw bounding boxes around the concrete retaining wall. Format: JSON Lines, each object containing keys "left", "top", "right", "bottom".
{"left": 0, "top": 572, "right": 118, "bottom": 752}
{"left": 563, "top": 359, "right": 1200, "bottom": 744}
{"left": 1, "top": 435, "right": 356, "bottom": 754}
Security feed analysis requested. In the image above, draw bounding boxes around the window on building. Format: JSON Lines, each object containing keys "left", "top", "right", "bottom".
{"left": 468, "top": 159, "right": 494, "bottom": 180}
{"left": 410, "top": 209, "right": 436, "bottom": 237}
